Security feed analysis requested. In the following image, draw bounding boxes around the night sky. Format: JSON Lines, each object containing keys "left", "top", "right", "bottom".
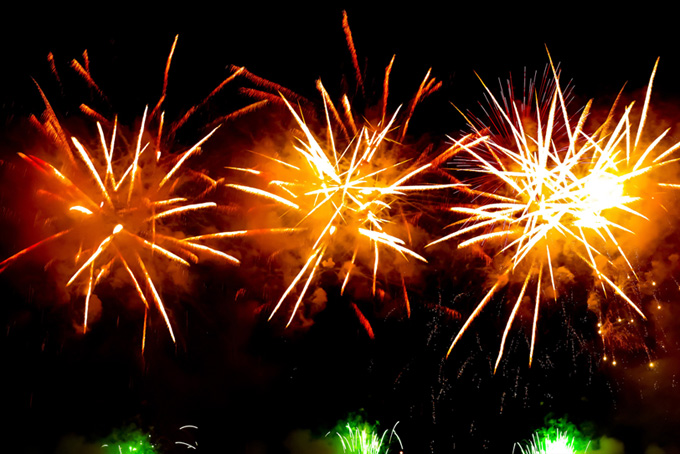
{"left": 2, "top": 4, "right": 680, "bottom": 454}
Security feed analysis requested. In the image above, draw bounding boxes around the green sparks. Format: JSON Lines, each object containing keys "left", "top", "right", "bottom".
{"left": 101, "top": 427, "right": 157, "bottom": 454}
{"left": 335, "top": 420, "right": 402, "bottom": 454}
{"left": 515, "top": 418, "right": 591, "bottom": 454}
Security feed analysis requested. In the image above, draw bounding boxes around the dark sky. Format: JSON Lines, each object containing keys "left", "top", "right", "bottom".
{"left": 2, "top": 4, "right": 680, "bottom": 454}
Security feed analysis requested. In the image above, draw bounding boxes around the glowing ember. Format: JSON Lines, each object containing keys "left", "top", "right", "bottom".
{"left": 429, "top": 56, "right": 680, "bottom": 370}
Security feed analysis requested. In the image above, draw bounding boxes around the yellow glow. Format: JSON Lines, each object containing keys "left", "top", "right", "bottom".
{"left": 430, "top": 56, "right": 679, "bottom": 368}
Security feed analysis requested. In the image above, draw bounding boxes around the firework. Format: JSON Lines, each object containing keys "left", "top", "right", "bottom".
{"left": 429, "top": 56, "right": 680, "bottom": 370}
{"left": 229, "top": 12, "right": 457, "bottom": 327}
{"left": 101, "top": 428, "right": 157, "bottom": 454}
{"left": 335, "top": 421, "right": 402, "bottom": 454}
{"left": 514, "top": 431, "right": 583, "bottom": 454}
{"left": 1, "top": 36, "right": 252, "bottom": 348}
{"left": 514, "top": 419, "right": 591, "bottom": 454}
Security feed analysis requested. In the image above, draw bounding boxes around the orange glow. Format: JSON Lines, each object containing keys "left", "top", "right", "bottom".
{"left": 431, "top": 56, "right": 680, "bottom": 369}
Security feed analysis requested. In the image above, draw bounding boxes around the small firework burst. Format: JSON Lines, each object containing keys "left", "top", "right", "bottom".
{"left": 336, "top": 421, "right": 402, "bottom": 454}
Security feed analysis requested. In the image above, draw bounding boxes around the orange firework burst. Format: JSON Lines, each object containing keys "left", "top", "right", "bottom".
{"left": 1, "top": 36, "right": 254, "bottom": 349}
{"left": 227, "top": 12, "right": 458, "bottom": 327}
{"left": 429, "top": 56, "right": 680, "bottom": 370}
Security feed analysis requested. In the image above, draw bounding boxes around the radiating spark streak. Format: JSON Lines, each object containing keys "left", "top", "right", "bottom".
{"left": 341, "top": 247, "right": 359, "bottom": 295}
{"left": 529, "top": 267, "right": 542, "bottom": 367}
{"left": 317, "top": 80, "right": 350, "bottom": 142}
{"left": 159, "top": 126, "right": 220, "bottom": 188}
{"left": 428, "top": 219, "right": 510, "bottom": 248}
{"left": 66, "top": 234, "right": 115, "bottom": 287}
{"left": 135, "top": 253, "right": 176, "bottom": 343}
{"left": 113, "top": 143, "right": 150, "bottom": 192}
{"left": 386, "top": 162, "right": 431, "bottom": 189}
{"left": 156, "top": 112, "right": 165, "bottom": 159}
{"left": 281, "top": 98, "right": 342, "bottom": 184}
{"left": 47, "top": 52, "right": 61, "bottom": 87}
{"left": 81, "top": 104, "right": 109, "bottom": 125}
{"left": 83, "top": 262, "right": 94, "bottom": 333}
{"left": 124, "top": 231, "right": 191, "bottom": 267}
{"left": 351, "top": 302, "right": 375, "bottom": 339}
{"left": 237, "top": 66, "right": 307, "bottom": 105}
{"left": 381, "top": 55, "right": 395, "bottom": 124}
{"left": 108, "top": 117, "right": 118, "bottom": 185}
{"left": 70, "top": 206, "right": 93, "bottom": 215}
{"left": 142, "top": 306, "right": 148, "bottom": 354}
{"left": 96, "top": 122, "right": 115, "bottom": 183}
{"left": 359, "top": 229, "right": 427, "bottom": 262}
{"left": 151, "top": 34, "right": 178, "bottom": 120}
{"left": 93, "top": 259, "right": 112, "bottom": 286}
{"left": 156, "top": 234, "right": 240, "bottom": 265}
{"left": 238, "top": 88, "right": 292, "bottom": 109}
{"left": 269, "top": 248, "right": 323, "bottom": 321}
{"left": 169, "top": 66, "right": 245, "bottom": 138}
{"left": 446, "top": 279, "right": 504, "bottom": 358}
{"left": 71, "top": 137, "right": 114, "bottom": 208}
{"left": 286, "top": 248, "right": 326, "bottom": 327}
{"left": 128, "top": 106, "right": 148, "bottom": 203}
{"left": 589, "top": 263, "right": 646, "bottom": 318}
{"left": 118, "top": 252, "right": 149, "bottom": 309}
{"left": 81, "top": 50, "right": 90, "bottom": 73}
{"left": 341, "top": 95, "right": 358, "bottom": 138}
{"left": 180, "top": 242, "right": 240, "bottom": 265}
{"left": 147, "top": 202, "right": 217, "bottom": 222}
{"left": 400, "top": 272, "right": 411, "bottom": 318}
{"left": 151, "top": 198, "right": 188, "bottom": 207}
{"left": 372, "top": 239, "right": 379, "bottom": 295}
{"left": 225, "top": 167, "right": 261, "bottom": 175}
{"left": 18, "top": 154, "right": 96, "bottom": 210}
{"left": 399, "top": 68, "right": 434, "bottom": 142}
{"left": 311, "top": 210, "right": 340, "bottom": 251}
{"left": 494, "top": 268, "right": 532, "bottom": 372}
{"left": 634, "top": 57, "right": 659, "bottom": 153}
{"left": 225, "top": 184, "right": 300, "bottom": 210}
{"left": 182, "top": 228, "right": 300, "bottom": 241}
{"left": 342, "top": 10, "right": 364, "bottom": 97}
{"left": 206, "top": 100, "right": 270, "bottom": 129}
{"left": 70, "top": 59, "right": 107, "bottom": 103}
